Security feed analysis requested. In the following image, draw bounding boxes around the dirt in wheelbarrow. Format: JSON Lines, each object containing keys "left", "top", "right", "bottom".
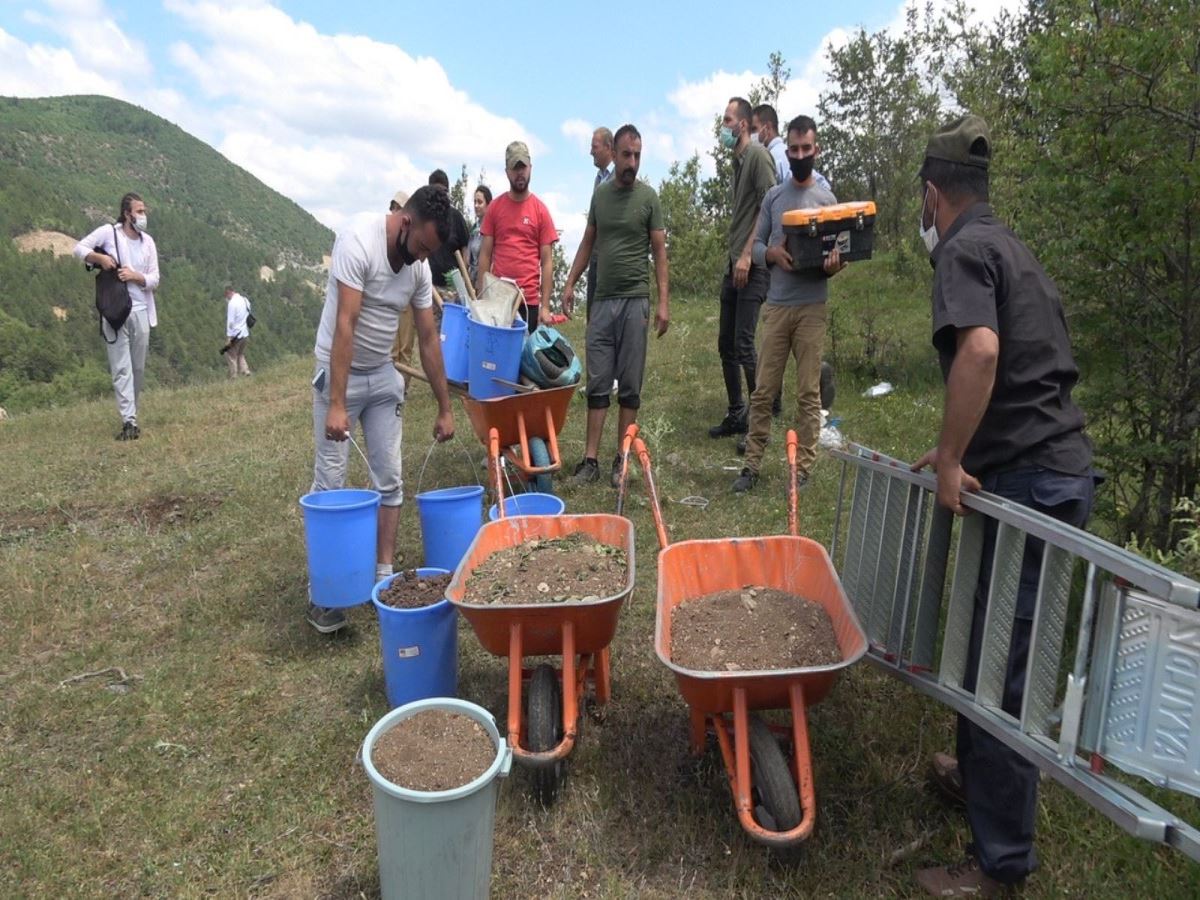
{"left": 461, "top": 532, "right": 627, "bottom": 605}
{"left": 372, "top": 709, "right": 495, "bottom": 791}
{"left": 377, "top": 570, "right": 452, "bottom": 609}
{"left": 671, "top": 587, "right": 842, "bottom": 672}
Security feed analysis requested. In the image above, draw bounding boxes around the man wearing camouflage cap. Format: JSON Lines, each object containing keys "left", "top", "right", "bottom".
{"left": 909, "top": 114, "right": 1097, "bottom": 896}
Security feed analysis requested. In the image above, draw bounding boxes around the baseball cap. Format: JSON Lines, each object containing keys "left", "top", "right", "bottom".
{"left": 505, "top": 141, "right": 531, "bottom": 169}
{"left": 922, "top": 115, "right": 991, "bottom": 169}
{"left": 391, "top": 189, "right": 409, "bottom": 209}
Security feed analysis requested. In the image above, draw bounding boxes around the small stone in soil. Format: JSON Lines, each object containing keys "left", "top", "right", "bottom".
{"left": 378, "top": 570, "right": 452, "bottom": 609}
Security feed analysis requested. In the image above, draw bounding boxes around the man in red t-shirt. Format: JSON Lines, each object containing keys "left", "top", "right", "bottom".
{"left": 474, "top": 140, "right": 558, "bottom": 332}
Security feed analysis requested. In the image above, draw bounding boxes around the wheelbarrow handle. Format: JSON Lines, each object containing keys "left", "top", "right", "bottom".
{"left": 786, "top": 429, "right": 800, "bottom": 537}
{"left": 489, "top": 426, "right": 505, "bottom": 517}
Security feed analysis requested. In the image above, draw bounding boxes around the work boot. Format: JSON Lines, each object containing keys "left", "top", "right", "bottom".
{"left": 915, "top": 854, "right": 1018, "bottom": 897}
{"left": 572, "top": 458, "right": 599, "bottom": 485}
{"left": 731, "top": 467, "right": 759, "bottom": 493}
{"left": 708, "top": 410, "right": 748, "bottom": 438}
{"left": 306, "top": 603, "right": 347, "bottom": 635}
{"left": 929, "top": 751, "right": 965, "bottom": 807}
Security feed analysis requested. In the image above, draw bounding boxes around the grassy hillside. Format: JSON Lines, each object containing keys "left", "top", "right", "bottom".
{"left": 0, "top": 95, "right": 333, "bottom": 414}
{"left": 1, "top": 261, "right": 1195, "bottom": 897}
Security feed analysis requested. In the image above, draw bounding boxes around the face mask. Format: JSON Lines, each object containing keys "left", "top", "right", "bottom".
{"left": 133, "top": 214, "right": 147, "bottom": 231}
{"left": 396, "top": 226, "right": 418, "bottom": 267}
{"left": 719, "top": 125, "right": 736, "bottom": 150}
{"left": 750, "top": 132, "right": 761, "bottom": 144}
{"left": 919, "top": 186, "right": 939, "bottom": 255}
{"left": 789, "top": 154, "right": 815, "bottom": 183}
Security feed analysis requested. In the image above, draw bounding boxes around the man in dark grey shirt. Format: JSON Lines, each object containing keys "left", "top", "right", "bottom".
{"left": 733, "top": 115, "right": 845, "bottom": 493}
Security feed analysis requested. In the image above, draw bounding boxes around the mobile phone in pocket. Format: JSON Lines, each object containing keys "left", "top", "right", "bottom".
{"left": 311, "top": 368, "right": 327, "bottom": 392}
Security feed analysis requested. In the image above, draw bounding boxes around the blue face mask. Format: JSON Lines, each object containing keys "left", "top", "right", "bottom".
{"left": 719, "top": 125, "right": 737, "bottom": 150}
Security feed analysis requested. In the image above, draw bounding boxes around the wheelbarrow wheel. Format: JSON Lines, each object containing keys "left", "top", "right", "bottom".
{"left": 527, "top": 436, "right": 552, "bottom": 494}
{"left": 748, "top": 715, "right": 801, "bottom": 832}
{"left": 527, "top": 663, "right": 564, "bottom": 805}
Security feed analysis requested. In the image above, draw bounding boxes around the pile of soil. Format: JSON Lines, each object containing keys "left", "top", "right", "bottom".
{"left": 377, "top": 570, "right": 452, "bottom": 609}
{"left": 371, "top": 709, "right": 495, "bottom": 791}
{"left": 671, "top": 586, "right": 842, "bottom": 672}
{"left": 461, "top": 532, "right": 627, "bottom": 605}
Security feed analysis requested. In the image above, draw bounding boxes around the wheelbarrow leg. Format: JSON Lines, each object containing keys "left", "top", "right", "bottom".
{"left": 788, "top": 682, "right": 816, "bottom": 833}
{"left": 594, "top": 646, "right": 612, "bottom": 705}
{"left": 506, "top": 622, "right": 524, "bottom": 751}
{"left": 561, "top": 620, "right": 578, "bottom": 741}
{"left": 689, "top": 708, "right": 708, "bottom": 755}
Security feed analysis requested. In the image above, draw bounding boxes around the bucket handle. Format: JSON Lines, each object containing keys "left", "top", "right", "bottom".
{"left": 414, "top": 434, "right": 483, "bottom": 497}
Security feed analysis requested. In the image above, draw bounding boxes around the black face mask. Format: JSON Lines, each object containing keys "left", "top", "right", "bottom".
{"left": 395, "top": 226, "right": 417, "bottom": 267}
{"left": 789, "top": 153, "right": 816, "bottom": 183}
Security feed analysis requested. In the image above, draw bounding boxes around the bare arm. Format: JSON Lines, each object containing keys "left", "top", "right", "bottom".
{"left": 413, "top": 304, "right": 455, "bottom": 442}
{"left": 539, "top": 242, "right": 553, "bottom": 309}
{"left": 324, "top": 280, "right": 363, "bottom": 441}
{"left": 561, "top": 224, "right": 597, "bottom": 317}
{"left": 650, "top": 228, "right": 670, "bottom": 337}
{"left": 912, "top": 326, "right": 999, "bottom": 513}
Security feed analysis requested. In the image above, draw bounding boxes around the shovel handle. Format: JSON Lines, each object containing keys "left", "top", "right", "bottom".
{"left": 786, "top": 429, "right": 800, "bottom": 537}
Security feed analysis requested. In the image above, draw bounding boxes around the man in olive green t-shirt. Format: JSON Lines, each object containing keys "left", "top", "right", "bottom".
{"left": 563, "top": 124, "right": 670, "bottom": 487}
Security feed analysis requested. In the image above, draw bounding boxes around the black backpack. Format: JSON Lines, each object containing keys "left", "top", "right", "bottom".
{"left": 94, "top": 225, "right": 132, "bottom": 343}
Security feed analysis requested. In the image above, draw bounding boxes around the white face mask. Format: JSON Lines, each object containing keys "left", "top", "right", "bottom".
{"left": 133, "top": 214, "right": 148, "bottom": 232}
{"left": 918, "top": 186, "right": 938, "bottom": 254}
{"left": 750, "top": 132, "right": 761, "bottom": 144}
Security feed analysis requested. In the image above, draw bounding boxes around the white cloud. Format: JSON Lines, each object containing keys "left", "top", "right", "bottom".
{"left": 561, "top": 117, "right": 594, "bottom": 147}
{"left": 0, "top": 26, "right": 128, "bottom": 97}
{"left": 22, "top": 0, "right": 152, "bottom": 73}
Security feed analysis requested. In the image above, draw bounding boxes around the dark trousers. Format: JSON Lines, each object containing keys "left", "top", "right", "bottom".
{"left": 959, "top": 465, "right": 1095, "bottom": 884}
{"left": 717, "top": 262, "right": 768, "bottom": 416}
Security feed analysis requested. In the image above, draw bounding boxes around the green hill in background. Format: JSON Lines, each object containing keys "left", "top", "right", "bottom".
{"left": 0, "top": 94, "right": 334, "bottom": 414}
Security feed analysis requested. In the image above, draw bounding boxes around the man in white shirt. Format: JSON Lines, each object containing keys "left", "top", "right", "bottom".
{"left": 308, "top": 185, "right": 456, "bottom": 634}
{"left": 74, "top": 191, "right": 161, "bottom": 440}
{"left": 752, "top": 104, "right": 832, "bottom": 191}
{"left": 223, "top": 286, "right": 252, "bottom": 378}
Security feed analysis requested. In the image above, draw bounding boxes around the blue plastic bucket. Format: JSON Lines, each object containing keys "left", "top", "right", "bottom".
{"left": 440, "top": 302, "right": 470, "bottom": 383}
{"left": 371, "top": 568, "right": 457, "bottom": 709}
{"left": 467, "top": 317, "right": 526, "bottom": 400}
{"left": 415, "top": 485, "right": 484, "bottom": 573}
{"left": 487, "top": 492, "right": 565, "bottom": 521}
{"left": 299, "top": 488, "right": 380, "bottom": 608}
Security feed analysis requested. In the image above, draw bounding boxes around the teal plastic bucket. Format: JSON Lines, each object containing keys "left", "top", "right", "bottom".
{"left": 372, "top": 568, "right": 457, "bottom": 709}
{"left": 487, "top": 492, "right": 565, "bottom": 521}
{"left": 467, "top": 316, "right": 525, "bottom": 400}
{"left": 362, "top": 698, "right": 512, "bottom": 900}
{"left": 299, "top": 488, "right": 380, "bottom": 608}
{"left": 415, "top": 485, "right": 484, "bottom": 573}
{"left": 440, "top": 302, "right": 470, "bottom": 383}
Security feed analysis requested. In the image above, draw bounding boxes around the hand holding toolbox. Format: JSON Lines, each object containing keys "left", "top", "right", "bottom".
{"left": 782, "top": 201, "right": 877, "bottom": 270}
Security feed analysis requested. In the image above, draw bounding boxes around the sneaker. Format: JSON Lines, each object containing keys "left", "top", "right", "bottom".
{"left": 915, "top": 854, "right": 1016, "bottom": 897}
{"left": 735, "top": 434, "right": 747, "bottom": 455}
{"left": 115, "top": 420, "right": 140, "bottom": 441}
{"left": 610, "top": 454, "right": 625, "bottom": 489}
{"left": 306, "top": 603, "right": 347, "bottom": 634}
{"left": 731, "top": 467, "right": 758, "bottom": 493}
{"left": 929, "top": 751, "right": 965, "bottom": 807}
{"left": 572, "top": 458, "right": 599, "bottom": 485}
{"left": 708, "top": 411, "right": 748, "bottom": 438}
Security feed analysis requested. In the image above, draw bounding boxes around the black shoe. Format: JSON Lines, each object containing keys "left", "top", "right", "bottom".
{"left": 771, "top": 394, "right": 782, "bottom": 418}
{"left": 572, "top": 458, "right": 599, "bottom": 485}
{"left": 116, "top": 420, "right": 139, "bottom": 441}
{"left": 610, "top": 454, "right": 623, "bottom": 489}
{"left": 306, "top": 602, "right": 347, "bottom": 634}
{"left": 708, "top": 411, "right": 748, "bottom": 438}
{"left": 732, "top": 467, "right": 758, "bottom": 493}
{"left": 735, "top": 434, "right": 747, "bottom": 455}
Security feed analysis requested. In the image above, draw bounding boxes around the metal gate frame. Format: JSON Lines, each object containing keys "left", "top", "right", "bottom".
{"left": 831, "top": 444, "right": 1200, "bottom": 861}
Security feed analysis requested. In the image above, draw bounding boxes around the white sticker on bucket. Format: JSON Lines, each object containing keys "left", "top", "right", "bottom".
{"left": 482, "top": 361, "right": 497, "bottom": 371}
{"left": 397, "top": 646, "right": 421, "bottom": 659}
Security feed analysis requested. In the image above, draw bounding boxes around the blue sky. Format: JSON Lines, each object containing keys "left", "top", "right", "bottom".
{"left": 0, "top": 0, "right": 1013, "bottom": 258}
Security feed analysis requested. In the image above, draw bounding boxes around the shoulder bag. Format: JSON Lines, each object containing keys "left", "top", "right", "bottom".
{"left": 94, "top": 225, "right": 132, "bottom": 343}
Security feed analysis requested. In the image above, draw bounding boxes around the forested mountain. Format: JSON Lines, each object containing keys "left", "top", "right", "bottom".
{"left": 0, "top": 95, "right": 334, "bottom": 413}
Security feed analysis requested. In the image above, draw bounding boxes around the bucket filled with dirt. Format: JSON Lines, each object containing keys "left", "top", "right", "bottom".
{"left": 362, "top": 698, "right": 512, "bottom": 900}
{"left": 671, "top": 586, "right": 843, "bottom": 672}
{"left": 371, "top": 569, "right": 457, "bottom": 708}
{"left": 460, "top": 532, "right": 628, "bottom": 606}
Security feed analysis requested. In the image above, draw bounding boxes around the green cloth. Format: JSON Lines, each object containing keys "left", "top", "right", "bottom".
{"left": 587, "top": 180, "right": 664, "bottom": 299}
{"left": 727, "top": 141, "right": 777, "bottom": 262}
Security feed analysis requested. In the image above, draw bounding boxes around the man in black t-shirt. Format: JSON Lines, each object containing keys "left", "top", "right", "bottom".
{"left": 910, "top": 115, "right": 1096, "bottom": 897}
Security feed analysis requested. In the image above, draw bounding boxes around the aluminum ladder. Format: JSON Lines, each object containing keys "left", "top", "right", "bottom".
{"left": 831, "top": 443, "right": 1200, "bottom": 862}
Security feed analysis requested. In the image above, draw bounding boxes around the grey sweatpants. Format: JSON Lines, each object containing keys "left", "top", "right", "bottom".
{"left": 585, "top": 296, "right": 649, "bottom": 410}
{"left": 103, "top": 308, "right": 150, "bottom": 425}
{"left": 311, "top": 362, "right": 406, "bottom": 506}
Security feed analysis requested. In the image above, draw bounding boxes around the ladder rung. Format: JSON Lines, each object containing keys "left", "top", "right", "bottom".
{"left": 1022, "top": 544, "right": 1075, "bottom": 736}
{"left": 942, "top": 514, "right": 985, "bottom": 689}
{"left": 911, "top": 504, "right": 952, "bottom": 670}
{"left": 977, "top": 522, "right": 1026, "bottom": 709}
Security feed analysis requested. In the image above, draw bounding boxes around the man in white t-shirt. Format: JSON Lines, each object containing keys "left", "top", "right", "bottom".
{"left": 223, "top": 285, "right": 252, "bottom": 377}
{"left": 308, "top": 186, "right": 456, "bottom": 634}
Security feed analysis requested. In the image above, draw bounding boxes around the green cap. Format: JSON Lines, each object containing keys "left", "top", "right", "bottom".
{"left": 923, "top": 114, "right": 991, "bottom": 169}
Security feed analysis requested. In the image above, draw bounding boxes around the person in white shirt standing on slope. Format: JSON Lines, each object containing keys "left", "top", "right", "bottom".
{"left": 223, "top": 285, "right": 252, "bottom": 378}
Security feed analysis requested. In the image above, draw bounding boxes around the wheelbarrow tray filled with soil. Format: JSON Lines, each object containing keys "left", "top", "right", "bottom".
{"left": 447, "top": 513, "right": 635, "bottom": 657}
{"left": 655, "top": 535, "right": 867, "bottom": 714}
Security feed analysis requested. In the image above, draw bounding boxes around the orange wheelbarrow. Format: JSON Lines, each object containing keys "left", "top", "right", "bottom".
{"left": 619, "top": 427, "right": 867, "bottom": 848}
{"left": 461, "top": 382, "right": 576, "bottom": 494}
{"left": 445, "top": 499, "right": 635, "bottom": 804}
